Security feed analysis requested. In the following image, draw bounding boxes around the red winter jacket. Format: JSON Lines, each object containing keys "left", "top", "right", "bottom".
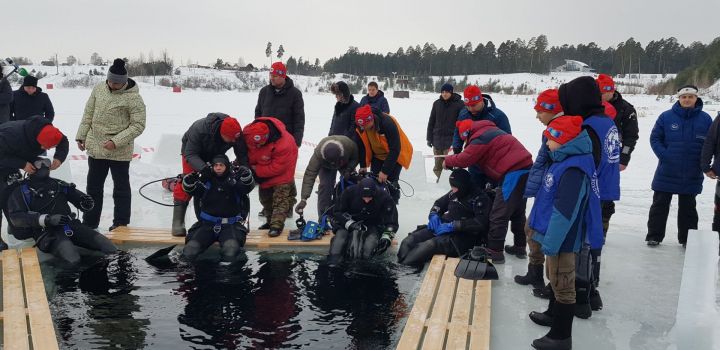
{"left": 445, "top": 120, "right": 532, "bottom": 182}
{"left": 246, "top": 117, "right": 298, "bottom": 189}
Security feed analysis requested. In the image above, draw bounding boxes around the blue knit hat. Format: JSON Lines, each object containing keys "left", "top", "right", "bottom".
{"left": 440, "top": 83, "right": 454, "bottom": 93}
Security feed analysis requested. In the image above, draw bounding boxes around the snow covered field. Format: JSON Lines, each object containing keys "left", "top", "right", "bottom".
{"left": 3, "top": 75, "right": 719, "bottom": 349}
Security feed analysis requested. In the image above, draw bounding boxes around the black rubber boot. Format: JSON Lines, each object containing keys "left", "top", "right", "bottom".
{"left": 530, "top": 297, "right": 555, "bottom": 327}
{"left": 268, "top": 226, "right": 283, "bottom": 237}
{"left": 486, "top": 248, "right": 505, "bottom": 264}
{"left": 589, "top": 288, "right": 603, "bottom": 311}
{"left": 515, "top": 263, "right": 544, "bottom": 289}
{"left": 532, "top": 302, "right": 574, "bottom": 350}
{"left": 505, "top": 244, "right": 527, "bottom": 258}
{"left": 258, "top": 222, "right": 270, "bottom": 230}
{"left": 533, "top": 282, "right": 554, "bottom": 299}
{"left": 171, "top": 201, "right": 189, "bottom": 237}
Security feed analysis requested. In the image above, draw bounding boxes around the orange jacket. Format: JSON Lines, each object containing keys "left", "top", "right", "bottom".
{"left": 356, "top": 112, "right": 413, "bottom": 172}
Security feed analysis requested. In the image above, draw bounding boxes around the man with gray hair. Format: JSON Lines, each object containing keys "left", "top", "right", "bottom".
{"left": 295, "top": 135, "right": 359, "bottom": 221}
{"left": 76, "top": 58, "right": 146, "bottom": 232}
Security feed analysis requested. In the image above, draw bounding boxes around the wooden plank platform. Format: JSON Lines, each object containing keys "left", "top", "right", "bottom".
{"left": 1, "top": 248, "right": 59, "bottom": 350}
{"left": 107, "top": 226, "right": 333, "bottom": 248}
{"left": 397, "top": 255, "right": 492, "bottom": 350}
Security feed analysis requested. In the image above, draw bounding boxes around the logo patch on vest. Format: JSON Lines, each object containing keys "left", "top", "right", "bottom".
{"left": 671, "top": 123, "right": 679, "bottom": 131}
{"left": 543, "top": 173, "right": 554, "bottom": 191}
{"left": 605, "top": 127, "right": 621, "bottom": 163}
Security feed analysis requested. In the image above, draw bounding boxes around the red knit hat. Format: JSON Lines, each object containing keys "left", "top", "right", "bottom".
{"left": 544, "top": 116, "right": 583, "bottom": 145}
{"left": 596, "top": 74, "right": 615, "bottom": 93}
{"left": 602, "top": 101, "right": 617, "bottom": 120}
{"left": 220, "top": 117, "right": 242, "bottom": 140}
{"left": 456, "top": 119, "right": 473, "bottom": 141}
{"left": 534, "top": 89, "right": 563, "bottom": 115}
{"left": 463, "top": 85, "right": 483, "bottom": 106}
{"left": 270, "top": 62, "right": 287, "bottom": 78}
{"left": 354, "top": 105, "right": 374, "bottom": 127}
{"left": 36, "top": 125, "right": 63, "bottom": 149}
{"left": 244, "top": 122, "right": 270, "bottom": 146}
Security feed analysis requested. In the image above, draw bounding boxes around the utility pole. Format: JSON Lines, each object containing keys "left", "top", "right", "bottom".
{"left": 55, "top": 53, "right": 59, "bottom": 75}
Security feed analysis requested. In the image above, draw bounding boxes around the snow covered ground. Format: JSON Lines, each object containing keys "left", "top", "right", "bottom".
{"left": 3, "top": 75, "right": 719, "bottom": 349}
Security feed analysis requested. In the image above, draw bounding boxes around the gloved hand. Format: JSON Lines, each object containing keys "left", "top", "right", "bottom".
{"left": 427, "top": 213, "right": 441, "bottom": 232}
{"left": 375, "top": 232, "right": 393, "bottom": 255}
{"left": 427, "top": 141, "right": 433, "bottom": 148}
{"left": 345, "top": 220, "right": 365, "bottom": 233}
{"left": 183, "top": 172, "right": 200, "bottom": 185}
{"left": 235, "top": 165, "right": 254, "bottom": 185}
{"left": 45, "top": 214, "right": 71, "bottom": 227}
{"left": 79, "top": 195, "right": 95, "bottom": 211}
{"left": 200, "top": 164, "right": 213, "bottom": 178}
{"left": 434, "top": 222, "right": 454, "bottom": 236}
{"left": 295, "top": 199, "right": 307, "bottom": 215}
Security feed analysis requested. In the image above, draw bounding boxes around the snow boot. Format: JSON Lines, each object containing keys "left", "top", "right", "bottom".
{"left": 171, "top": 201, "right": 188, "bottom": 237}
{"left": 589, "top": 288, "right": 603, "bottom": 311}
{"left": 268, "top": 226, "right": 283, "bottom": 237}
{"left": 258, "top": 222, "right": 270, "bottom": 230}
{"left": 533, "top": 282, "right": 554, "bottom": 299}
{"left": 505, "top": 244, "right": 527, "bottom": 258}
{"left": 532, "top": 302, "right": 574, "bottom": 350}
{"left": 530, "top": 297, "right": 555, "bottom": 327}
{"left": 486, "top": 248, "right": 505, "bottom": 264}
{"left": 515, "top": 263, "right": 544, "bottom": 289}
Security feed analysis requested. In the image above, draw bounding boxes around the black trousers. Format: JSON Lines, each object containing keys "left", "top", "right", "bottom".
{"left": 183, "top": 222, "right": 247, "bottom": 262}
{"left": 34, "top": 222, "right": 118, "bottom": 265}
{"left": 397, "top": 228, "right": 475, "bottom": 266}
{"left": 646, "top": 191, "right": 698, "bottom": 244}
{"left": 487, "top": 174, "right": 528, "bottom": 251}
{"left": 317, "top": 167, "right": 337, "bottom": 219}
{"left": 83, "top": 157, "right": 131, "bottom": 229}
{"left": 601, "top": 200, "right": 615, "bottom": 237}
{"left": 370, "top": 158, "right": 402, "bottom": 203}
{"left": 328, "top": 226, "right": 380, "bottom": 266}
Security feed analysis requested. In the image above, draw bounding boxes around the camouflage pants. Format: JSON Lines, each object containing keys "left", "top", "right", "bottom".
{"left": 432, "top": 147, "right": 449, "bottom": 180}
{"left": 259, "top": 183, "right": 297, "bottom": 230}
{"left": 546, "top": 252, "right": 576, "bottom": 304}
{"left": 525, "top": 221, "right": 545, "bottom": 266}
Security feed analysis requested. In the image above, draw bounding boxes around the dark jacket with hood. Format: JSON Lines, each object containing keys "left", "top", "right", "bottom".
{"left": 0, "top": 116, "right": 69, "bottom": 175}
{"left": 333, "top": 182, "right": 398, "bottom": 231}
{"left": 0, "top": 77, "right": 13, "bottom": 122}
{"left": 427, "top": 92, "right": 464, "bottom": 150}
{"left": 254, "top": 77, "right": 305, "bottom": 146}
{"left": 300, "top": 135, "right": 359, "bottom": 200}
{"left": 329, "top": 95, "right": 359, "bottom": 137}
{"left": 360, "top": 90, "right": 390, "bottom": 114}
{"left": 558, "top": 76, "right": 607, "bottom": 165}
{"left": 651, "top": 99, "right": 712, "bottom": 194}
{"left": 452, "top": 94, "right": 511, "bottom": 152}
{"left": 430, "top": 188, "right": 491, "bottom": 235}
{"left": 11, "top": 87, "right": 55, "bottom": 122}
{"left": 181, "top": 113, "right": 248, "bottom": 172}
{"left": 609, "top": 91, "right": 639, "bottom": 165}
{"left": 182, "top": 162, "right": 255, "bottom": 219}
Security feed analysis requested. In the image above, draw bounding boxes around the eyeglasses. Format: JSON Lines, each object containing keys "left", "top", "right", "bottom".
{"left": 463, "top": 95, "right": 482, "bottom": 103}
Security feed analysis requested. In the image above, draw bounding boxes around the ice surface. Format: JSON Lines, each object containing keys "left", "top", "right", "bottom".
{"left": 3, "top": 76, "right": 719, "bottom": 349}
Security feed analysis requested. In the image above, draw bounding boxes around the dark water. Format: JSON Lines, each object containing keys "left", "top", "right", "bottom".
{"left": 42, "top": 247, "right": 422, "bottom": 350}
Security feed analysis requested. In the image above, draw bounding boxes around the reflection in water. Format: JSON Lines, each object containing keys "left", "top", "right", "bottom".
{"left": 47, "top": 248, "right": 419, "bottom": 349}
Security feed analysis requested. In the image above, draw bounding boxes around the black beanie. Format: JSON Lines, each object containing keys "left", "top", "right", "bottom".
{"left": 108, "top": 58, "right": 128, "bottom": 84}
{"left": 320, "top": 140, "right": 344, "bottom": 163}
{"left": 22, "top": 76, "right": 38, "bottom": 87}
{"left": 211, "top": 154, "right": 230, "bottom": 166}
{"left": 359, "top": 177, "right": 376, "bottom": 198}
{"left": 558, "top": 76, "right": 604, "bottom": 118}
{"left": 449, "top": 168, "right": 472, "bottom": 198}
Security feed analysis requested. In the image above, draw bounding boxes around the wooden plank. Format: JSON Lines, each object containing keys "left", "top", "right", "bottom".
{"left": 396, "top": 255, "right": 446, "bottom": 350}
{"left": 469, "top": 280, "right": 492, "bottom": 350}
{"left": 421, "top": 258, "right": 459, "bottom": 350}
{"left": 2, "top": 249, "right": 30, "bottom": 350}
{"left": 446, "top": 275, "right": 474, "bottom": 350}
{"left": 20, "top": 248, "right": 59, "bottom": 350}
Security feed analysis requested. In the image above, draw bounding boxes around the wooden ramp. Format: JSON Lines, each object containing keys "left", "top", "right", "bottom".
{"left": 107, "top": 226, "right": 333, "bottom": 248}
{"left": 397, "top": 255, "right": 492, "bottom": 350}
{"left": 1, "top": 248, "right": 59, "bottom": 350}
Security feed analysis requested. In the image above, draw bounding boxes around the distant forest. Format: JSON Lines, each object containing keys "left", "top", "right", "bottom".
{"left": 321, "top": 35, "right": 720, "bottom": 91}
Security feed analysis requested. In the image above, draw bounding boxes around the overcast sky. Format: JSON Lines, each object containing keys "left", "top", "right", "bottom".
{"left": 9, "top": 0, "right": 720, "bottom": 67}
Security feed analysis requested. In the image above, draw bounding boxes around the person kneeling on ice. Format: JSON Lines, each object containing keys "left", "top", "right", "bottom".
{"left": 328, "top": 177, "right": 397, "bottom": 267}
{"left": 245, "top": 117, "right": 298, "bottom": 237}
{"left": 526, "top": 116, "right": 602, "bottom": 350}
{"left": 181, "top": 154, "right": 255, "bottom": 262}
{"left": 397, "top": 168, "right": 491, "bottom": 266}
{"left": 5, "top": 158, "right": 117, "bottom": 265}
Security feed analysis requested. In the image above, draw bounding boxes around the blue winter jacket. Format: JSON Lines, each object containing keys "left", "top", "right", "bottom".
{"left": 528, "top": 131, "right": 603, "bottom": 255}
{"left": 524, "top": 136, "right": 550, "bottom": 198}
{"left": 650, "top": 99, "right": 712, "bottom": 195}
{"left": 359, "top": 90, "right": 390, "bottom": 114}
{"left": 452, "top": 95, "right": 511, "bottom": 151}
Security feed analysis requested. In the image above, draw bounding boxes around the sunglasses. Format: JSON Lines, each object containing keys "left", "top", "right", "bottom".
{"left": 463, "top": 95, "right": 482, "bottom": 103}
{"left": 270, "top": 69, "right": 285, "bottom": 76}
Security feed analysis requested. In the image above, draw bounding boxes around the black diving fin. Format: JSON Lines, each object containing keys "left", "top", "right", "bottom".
{"left": 454, "top": 246, "right": 499, "bottom": 280}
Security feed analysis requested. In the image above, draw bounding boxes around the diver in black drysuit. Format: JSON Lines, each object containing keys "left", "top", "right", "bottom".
{"left": 181, "top": 154, "right": 255, "bottom": 262}
{"left": 397, "top": 168, "right": 491, "bottom": 266}
{"left": 328, "top": 177, "right": 398, "bottom": 267}
{"left": 5, "top": 158, "right": 117, "bottom": 265}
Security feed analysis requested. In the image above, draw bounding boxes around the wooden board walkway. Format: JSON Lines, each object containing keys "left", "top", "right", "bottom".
{"left": 1, "top": 248, "right": 59, "bottom": 350}
{"left": 107, "top": 226, "right": 333, "bottom": 248}
{"left": 397, "top": 255, "right": 492, "bottom": 350}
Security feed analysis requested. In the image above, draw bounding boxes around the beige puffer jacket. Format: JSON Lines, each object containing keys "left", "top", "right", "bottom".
{"left": 76, "top": 79, "right": 146, "bottom": 161}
